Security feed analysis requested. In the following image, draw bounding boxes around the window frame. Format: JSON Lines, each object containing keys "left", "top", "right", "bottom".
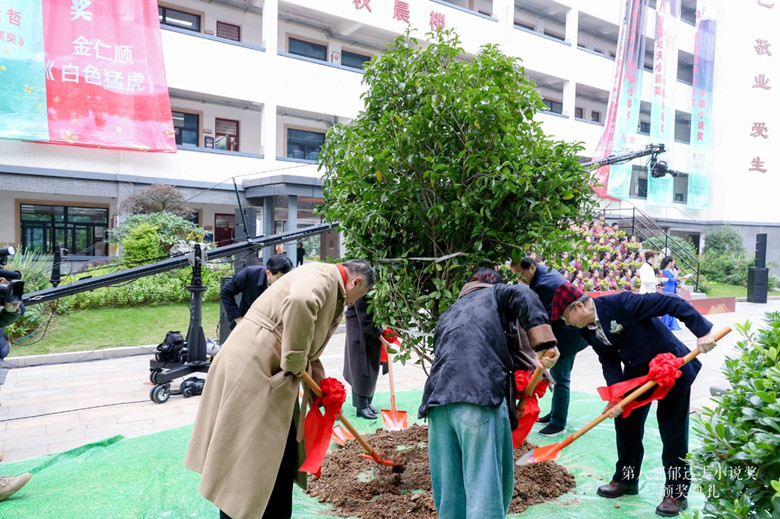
{"left": 284, "top": 125, "right": 326, "bottom": 161}
{"left": 215, "top": 117, "right": 240, "bottom": 152}
{"left": 341, "top": 48, "right": 372, "bottom": 70}
{"left": 171, "top": 109, "right": 202, "bottom": 147}
{"left": 287, "top": 35, "right": 328, "bottom": 62}
{"left": 158, "top": 4, "right": 203, "bottom": 33}
{"left": 216, "top": 20, "right": 241, "bottom": 42}
{"left": 17, "top": 200, "right": 110, "bottom": 256}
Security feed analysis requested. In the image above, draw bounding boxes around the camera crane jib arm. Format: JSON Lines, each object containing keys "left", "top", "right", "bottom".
{"left": 22, "top": 222, "right": 338, "bottom": 306}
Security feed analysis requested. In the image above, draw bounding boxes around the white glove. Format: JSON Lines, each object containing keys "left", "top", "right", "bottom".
{"left": 697, "top": 333, "right": 717, "bottom": 353}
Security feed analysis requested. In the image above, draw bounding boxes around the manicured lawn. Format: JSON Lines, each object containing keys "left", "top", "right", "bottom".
{"left": 704, "top": 283, "right": 780, "bottom": 298}
{"left": 8, "top": 302, "right": 221, "bottom": 357}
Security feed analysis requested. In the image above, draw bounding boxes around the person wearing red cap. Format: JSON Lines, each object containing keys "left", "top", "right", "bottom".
{"left": 550, "top": 283, "right": 717, "bottom": 517}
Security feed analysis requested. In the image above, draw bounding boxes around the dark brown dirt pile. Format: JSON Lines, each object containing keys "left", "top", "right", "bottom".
{"left": 306, "top": 424, "right": 576, "bottom": 518}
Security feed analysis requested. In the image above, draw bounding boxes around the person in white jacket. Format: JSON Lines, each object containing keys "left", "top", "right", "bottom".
{"left": 638, "top": 250, "right": 661, "bottom": 294}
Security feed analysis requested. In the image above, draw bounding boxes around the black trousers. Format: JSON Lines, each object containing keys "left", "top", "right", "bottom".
{"left": 220, "top": 419, "right": 299, "bottom": 519}
{"left": 612, "top": 379, "right": 692, "bottom": 499}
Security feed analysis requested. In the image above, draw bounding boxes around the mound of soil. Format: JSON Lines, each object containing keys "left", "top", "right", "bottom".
{"left": 306, "top": 424, "right": 576, "bottom": 518}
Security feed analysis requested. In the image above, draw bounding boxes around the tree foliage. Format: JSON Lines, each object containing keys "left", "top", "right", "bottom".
{"left": 688, "top": 316, "right": 780, "bottom": 518}
{"left": 704, "top": 225, "right": 745, "bottom": 257}
{"left": 108, "top": 212, "right": 206, "bottom": 249}
{"left": 317, "top": 30, "right": 595, "bottom": 364}
{"left": 119, "top": 184, "right": 193, "bottom": 218}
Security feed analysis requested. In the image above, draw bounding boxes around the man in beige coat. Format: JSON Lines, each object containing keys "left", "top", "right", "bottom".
{"left": 185, "top": 260, "right": 374, "bottom": 519}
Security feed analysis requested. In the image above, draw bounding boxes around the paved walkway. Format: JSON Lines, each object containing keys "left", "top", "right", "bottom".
{"left": 1, "top": 299, "right": 777, "bottom": 465}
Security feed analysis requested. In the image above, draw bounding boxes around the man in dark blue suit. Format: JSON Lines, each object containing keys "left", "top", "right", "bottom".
{"left": 550, "top": 284, "right": 716, "bottom": 518}
{"left": 512, "top": 257, "right": 588, "bottom": 436}
{"left": 220, "top": 254, "right": 293, "bottom": 330}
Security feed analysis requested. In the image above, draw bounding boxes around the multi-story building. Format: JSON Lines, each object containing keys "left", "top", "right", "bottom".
{"left": 1, "top": 0, "right": 777, "bottom": 269}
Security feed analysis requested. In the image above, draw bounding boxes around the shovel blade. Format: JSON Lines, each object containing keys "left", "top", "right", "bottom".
{"left": 331, "top": 425, "right": 354, "bottom": 446}
{"left": 381, "top": 409, "right": 410, "bottom": 431}
{"left": 516, "top": 442, "right": 563, "bottom": 466}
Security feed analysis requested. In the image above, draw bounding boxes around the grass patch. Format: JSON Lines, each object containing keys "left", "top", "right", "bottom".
{"left": 8, "top": 302, "right": 220, "bottom": 357}
{"left": 705, "top": 283, "right": 780, "bottom": 298}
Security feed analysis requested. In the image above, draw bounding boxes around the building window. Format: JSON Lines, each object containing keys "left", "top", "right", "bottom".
{"left": 639, "top": 121, "right": 651, "bottom": 134}
{"left": 542, "top": 99, "right": 563, "bottom": 114}
{"left": 216, "top": 21, "right": 241, "bottom": 42}
{"left": 514, "top": 20, "right": 535, "bottom": 31}
{"left": 214, "top": 213, "right": 235, "bottom": 246}
{"left": 215, "top": 118, "right": 239, "bottom": 151}
{"left": 591, "top": 111, "right": 601, "bottom": 123}
{"left": 543, "top": 30, "right": 565, "bottom": 41}
{"left": 288, "top": 37, "right": 326, "bottom": 61}
{"left": 575, "top": 107, "right": 584, "bottom": 118}
{"left": 172, "top": 111, "right": 199, "bottom": 146}
{"left": 158, "top": 6, "right": 201, "bottom": 32}
{"left": 342, "top": 50, "right": 371, "bottom": 70}
{"left": 20, "top": 204, "right": 109, "bottom": 256}
{"left": 287, "top": 128, "right": 325, "bottom": 161}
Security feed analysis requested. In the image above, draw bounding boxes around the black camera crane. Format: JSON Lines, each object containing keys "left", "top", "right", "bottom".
{"left": 582, "top": 143, "right": 670, "bottom": 174}
{"left": 21, "top": 222, "right": 338, "bottom": 403}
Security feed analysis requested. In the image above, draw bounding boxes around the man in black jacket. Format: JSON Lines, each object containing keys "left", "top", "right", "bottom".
{"left": 419, "top": 267, "right": 559, "bottom": 519}
{"left": 220, "top": 254, "right": 292, "bottom": 330}
{"left": 513, "top": 257, "right": 589, "bottom": 436}
{"left": 551, "top": 283, "right": 716, "bottom": 517}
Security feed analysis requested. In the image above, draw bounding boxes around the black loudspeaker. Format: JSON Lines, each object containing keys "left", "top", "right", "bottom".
{"left": 755, "top": 233, "right": 767, "bottom": 269}
{"left": 747, "top": 267, "right": 769, "bottom": 304}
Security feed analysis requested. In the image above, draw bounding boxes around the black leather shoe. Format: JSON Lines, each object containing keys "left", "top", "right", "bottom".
{"left": 356, "top": 407, "right": 377, "bottom": 420}
{"left": 656, "top": 497, "right": 688, "bottom": 517}
{"left": 597, "top": 481, "right": 639, "bottom": 498}
{"left": 536, "top": 413, "right": 551, "bottom": 424}
{"left": 368, "top": 404, "right": 377, "bottom": 414}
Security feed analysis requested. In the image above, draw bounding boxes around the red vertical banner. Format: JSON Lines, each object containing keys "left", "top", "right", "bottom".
{"left": 42, "top": 0, "right": 176, "bottom": 152}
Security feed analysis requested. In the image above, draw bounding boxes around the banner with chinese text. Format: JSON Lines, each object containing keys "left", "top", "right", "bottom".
{"left": 0, "top": 0, "right": 49, "bottom": 141}
{"left": 687, "top": 2, "right": 717, "bottom": 209}
{"left": 591, "top": 0, "right": 649, "bottom": 200}
{"left": 0, "top": 0, "right": 175, "bottom": 152}
{"left": 647, "top": 0, "right": 680, "bottom": 207}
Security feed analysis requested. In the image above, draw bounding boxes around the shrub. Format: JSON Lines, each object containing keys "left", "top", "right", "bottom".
{"left": 119, "top": 184, "right": 193, "bottom": 218}
{"left": 699, "top": 252, "right": 751, "bottom": 287}
{"left": 109, "top": 212, "right": 206, "bottom": 250}
{"left": 687, "top": 315, "right": 780, "bottom": 518}
{"left": 121, "top": 223, "right": 167, "bottom": 266}
{"left": 704, "top": 225, "right": 745, "bottom": 257}
{"left": 2, "top": 246, "right": 55, "bottom": 342}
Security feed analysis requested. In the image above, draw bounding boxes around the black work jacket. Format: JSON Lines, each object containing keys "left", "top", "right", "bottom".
{"left": 418, "top": 283, "right": 552, "bottom": 418}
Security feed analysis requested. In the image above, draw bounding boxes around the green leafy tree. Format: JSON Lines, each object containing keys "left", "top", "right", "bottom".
{"left": 687, "top": 316, "right": 780, "bottom": 518}
{"left": 317, "top": 30, "right": 595, "bottom": 365}
{"left": 119, "top": 184, "right": 193, "bottom": 218}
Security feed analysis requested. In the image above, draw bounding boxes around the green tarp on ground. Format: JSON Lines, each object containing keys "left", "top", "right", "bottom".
{"left": 1, "top": 390, "right": 705, "bottom": 518}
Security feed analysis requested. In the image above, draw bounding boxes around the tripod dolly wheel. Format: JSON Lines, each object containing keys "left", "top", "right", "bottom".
{"left": 150, "top": 370, "right": 162, "bottom": 384}
{"left": 150, "top": 384, "right": 171, "bottom": 404}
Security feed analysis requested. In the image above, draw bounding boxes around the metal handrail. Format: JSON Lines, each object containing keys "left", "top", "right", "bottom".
{"left": 598, "top": 207, "right": 701, "bottom": 291}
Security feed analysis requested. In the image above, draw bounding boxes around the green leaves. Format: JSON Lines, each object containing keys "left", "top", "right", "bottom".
{"left": 688, "top": 313, "right": 780, "bottom": 518}
{"left": 317, "top": 29, "right": 594, "bottom": 365}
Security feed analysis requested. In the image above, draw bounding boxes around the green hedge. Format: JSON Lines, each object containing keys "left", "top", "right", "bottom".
{"left": 687, "top": 314, "right": 780, "bottom": 518}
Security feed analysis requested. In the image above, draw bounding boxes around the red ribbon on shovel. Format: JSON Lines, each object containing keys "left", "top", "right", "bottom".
{"left": 300, "top": 377, "right": 346, "bottom": 478}
{"left": 512, "top": 370, "right": 549, "bottom": 448}
{"left": 597, "top": 352, "right": 684, "bottom": 418}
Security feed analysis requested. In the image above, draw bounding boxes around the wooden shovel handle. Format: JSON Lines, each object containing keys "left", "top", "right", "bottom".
{"left": 379, "top": 336, "right": 397, "bottom": 413}
{"left": 299, "top": 371, "right": 377, "bottom": 458}
{"left": 570, "top": 326, "right": 731, "bottom": 443}
{"left": 516, "top": 349, "right": 557, "bottom": 414}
